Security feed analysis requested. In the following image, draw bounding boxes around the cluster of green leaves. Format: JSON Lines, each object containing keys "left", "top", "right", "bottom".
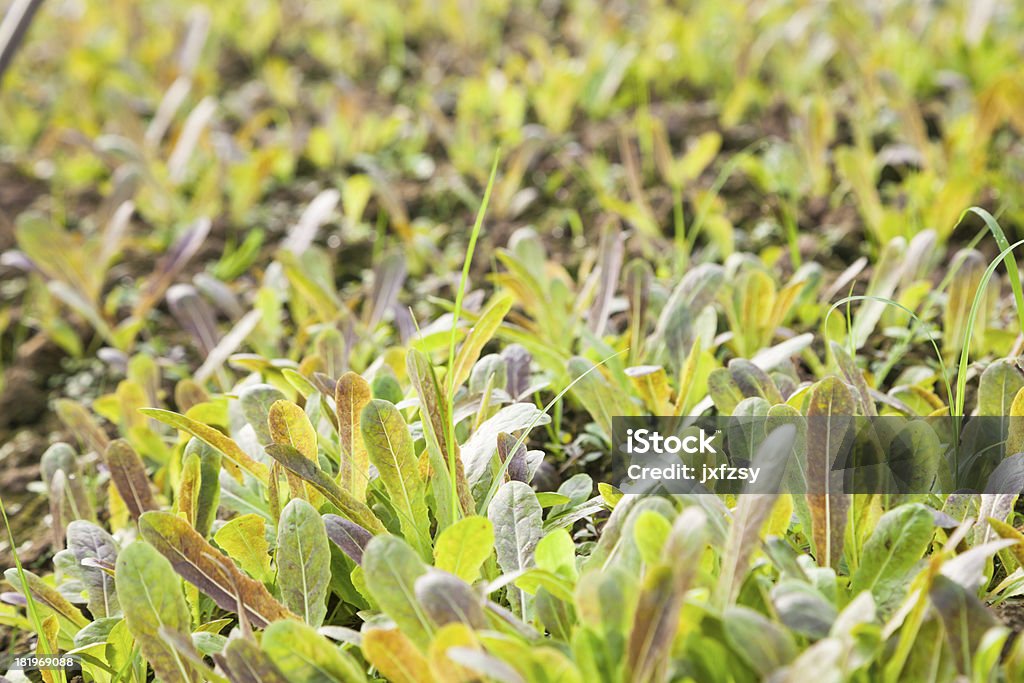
{"left": 6, "top": 0, "right": 1024, "bottom": 681}
{"left": 3, "top": 0, "right": 1024, "bottom": 361}
{"left": 9, "top": 215, "right": 1024, "bottom": 681}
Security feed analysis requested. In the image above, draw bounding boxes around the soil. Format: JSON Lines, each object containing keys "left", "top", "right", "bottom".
{"left": 0, "top": 334, "right": 67, "bottom": 569}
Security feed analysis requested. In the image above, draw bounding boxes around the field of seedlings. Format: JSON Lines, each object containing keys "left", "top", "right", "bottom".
{"left": 3, "top": 0, "right": 1024, "bottom": 681}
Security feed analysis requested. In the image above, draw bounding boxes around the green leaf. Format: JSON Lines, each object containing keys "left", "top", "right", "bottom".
{"left": 264, "top": 443, "right": 386, "bottom": 534}
{"left": 335, "top": 372, "right": 372, "bottom": 501}
{"left": 55, "top": 398, "right": 110, "bottom": 456}
{"left": 140, "top": 408, "right": 270, "bottom": 483}
{"left": 830, "top": 341, "right": 876, "bottom": 417}
{"left": 363, "top": 627, "right": 433, "bottom": 683}
{"left": 889, "top": 420, "right": 946, "bottom": 495}
{"left": 583, "top": 496, "right": 675, "bottom": 573}
{"left": 262, "top": 620, "right": 367, "bottom": 683}
{"left": 489, "top": 481, "right": 543, "bottom": 614}
{"left": 985, "top": 517, "right": 1024, "bottom": 569}
{"left": 534, "top": 528, "right": 578, "bottom": 583}
{"left": 463, "top": 402, "right": 551, "bottom": 500}
{"left": 573, "top": 567, "right": 638, "bottom": 682}
{"left": 434, "top": 515, "right": 494, "bottom": 583}
{"left": 716, "top": 424, "right": 796, "bottom": 606}
{"left": 362, "top": 535, "right": 434, "bottom": 648}
{"left": 656, "top": 264, "right": 724, "bottom": 371}
{"left": 239, "top": 384, "right": 287, "bottom": 443}
{"left": 943, "top": 249, "right": 990, "bottom": 357}
{"left": 221, "top": 637, "right": 290, "bottom": 683}
{"left": 728, "top": 269, "right": 776, "bottom": 357}
{"left": 851, "top": 237, "right": 905, "bottom": 349}
{"left": 407, "top": 348, "right": 473, "bottom": 527}
{"left": 269, "top": 399, "right": 318, "bottom": 459}
{"left": 707, "top": 367, "right": 743, "bottom": 415}
{"left": 1008, "top": 387, "right": 1024, "bottom": 456}
{"left": 139, "top": 511, "right": 296, "bottom": 628}
{"left": 3, "top": 566, "right": 88, "bottom": 646}
{"left": 728, "top": 358, "right": 783, "bottom": 405}
{"left": 622, "top": 565, "right": 679, "bottom": 679}
{"left": 930, "top": 574, "right": 999, "bottom": 675}
{"left": 512, "top": 568, "right": 576, "bottom": 602}
{"left": 372, "top": 374, "right": 404, "bottom": 403}
{"left": 625, "top": 365, "right": 672, "bottom": 414}
{"left": 536, "top": 492, "right": 572, "bottom": 508}
{"left": 723, "top": 606, "right": 797, "bottom": 676}
{"left": 115, "top": 541, "right": 200, "bottom": 683}
{"left": 276, "top": 499, "right": 331, "bottom": 627}
{"left": 177, "top": 448, "right": 201, "bottom": 526}
{"left": 451, "top": 292, "right": 513, "bottom": 394}
{"left": 626, "top": 508, "right": 707, "bottom": 683}
{"left": 850, "top": 503, "right": 933, "bottom": 612}
{"left": 66, "top": 521, "right": 120, "bottom": 618}
{"left": 360, "top": 399, "right": 432, "bottom": 560}
{"left": 978, "top": 359, "right": 1024, "bottom": 418}
{"left": 489, "top": 481, "right": 543, "bottom": 575}
{"left": 631, "top": 511, "right": 671, "bottom": 568}
{"left": 771, "top": 580, "right": 836, "bottom": 639}
{"left": 214, "top": 513, "right": 273, "bottom": 584}
{"left": 805, "top": 377, "right": 854, "bottom": 568}
{"left": 567, "top": 356, "right": 635, "bottom": 437}
{"left": 184, "top": 437, "right": 221, "bottom": 538}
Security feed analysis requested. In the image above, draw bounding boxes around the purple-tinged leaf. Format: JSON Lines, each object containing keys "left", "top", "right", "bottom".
{"left": 139, "top": 511, "right": 297, "bottom": 628}
{"left": 140, "top": 407, "right": 270, "bottom": 481}
{"left": 586, "top": 222, "right": 625, "bottom": 337}
{"left": 496, "top": 432, "right": 528, "bottom": 483}
{"left": 323, "top": 514, "right": 372, "bottom": 565}
{"left": 624, "top": 259, "right": 652, "bottom": 365}
{"left": 361, "top": 399, "right": 431, "bottom": 558}
{"left": 0, "top": 249, "right": 37, "bottom": 272}
{"left": 415, "top": 569, "right": 486, "bottom": 628}
{"left": 406, "top": 349, "right": 473, "bottom": 521}
{"left": 168, "top": 284, "right": 219, "bottom": 355}
{"left": 501, "top": 344, "right": 532, "bottom": 401}
{"left": 104, "top": 439, "right": 157, "bottom": 520}
{"left": 99, "top": 200, "right": 134, "bottom": 268}
{"left": 193, "top": 272, "right": 244, "bottom": 320}
{"left": 55, "top": 399, "right": 110, "bottom": 455}
{"left": 365, "top": 250, "right": 407, "bottom": 328}
{"left": 136, "top": 217, "right": 211, "bottom": 319}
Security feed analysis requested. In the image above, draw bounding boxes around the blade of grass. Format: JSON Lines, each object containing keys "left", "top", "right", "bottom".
{"left": 0, "top": 493, "right": 66, "bottom": 683}
{"left": 825, "top": 294, "right": 952, "bottom": 405}
{"left": 959, "top": 207, "right": 1024, "bottom": 337}
{"left": 953, "top": 238, "right": 1024, "bottom": 420}
{"left": 873, "top": 224, "right": 989, "bottom": 386}
{"left": 443, "top": 150, "right": 500, "bottom": 528}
